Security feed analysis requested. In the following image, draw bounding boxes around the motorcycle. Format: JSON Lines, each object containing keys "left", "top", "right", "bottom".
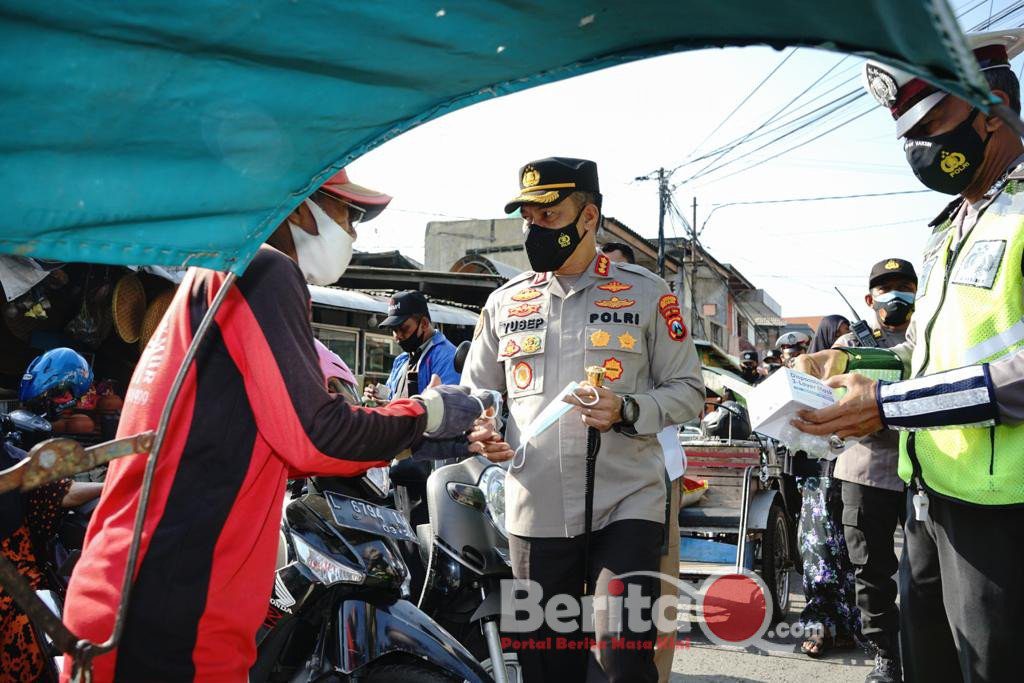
{"left": 251, "top": 467, "right": 490, "bottom": 682}
{"left": 413, "top": 455, "right": 520, "bottom": 683}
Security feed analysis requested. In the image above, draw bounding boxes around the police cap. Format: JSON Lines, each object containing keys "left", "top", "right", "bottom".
{"left": 504, "top": 157, "right": 601, "bottom": 214}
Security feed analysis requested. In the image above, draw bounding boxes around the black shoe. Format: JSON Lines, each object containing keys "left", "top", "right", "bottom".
{"left": 865, "top": 650, "right": 902, "bottom": 683}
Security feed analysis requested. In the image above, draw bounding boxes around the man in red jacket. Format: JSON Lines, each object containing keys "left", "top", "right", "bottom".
{"left": 62, "top": 170, "right": 505, "bottom": 682}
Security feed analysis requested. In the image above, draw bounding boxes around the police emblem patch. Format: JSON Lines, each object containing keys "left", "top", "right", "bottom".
{"left": 522, "top": 167, "right": 540, "bottom": 188}
{"left": 884, "top": 259, "right": 901, "bottom": 270}
{"left": 865, "top": 64, "right": 898, "bottom": 108}
{"left": 594, "top": 297, "right": 635, "bottom": 309}
{"left": 590, "top": 329, "right": 611, "bottom": 347}
{"left": 601, "top": 357, "right": 624, "bottom": 382}
{"left": 513, "top": 361, "right": 534, "bottom": 389}
{"left": 558, "top": 233, "right": 572, "bottom": 248}
{"left": 501, "top": 340, "right": 521, "bottom": 357}
{"left": 522, "top": 335, "right": 542, "bottom": 354}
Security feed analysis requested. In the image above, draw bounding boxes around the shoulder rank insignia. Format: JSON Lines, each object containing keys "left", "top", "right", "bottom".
{"left": 594, "top": 253, "right": 611, "bottom": 277}
{"left": 507, "top": 303, "right": 541, "bottom": 318}
{"left": 590, "top": 329, "right": 611, "bottom": 347}
{"left": 511, "top": 288, "right": 542, "bottom": 302}
{"left": 598, "top": 280, "right": 632, "bottom": 293}
{"left": 595, "top": 296, "right": 635, "bottom": 309}
{"left": 601, "top": 357, "right": 624, "bottom": 382}
{"left": 501, "top": 339, "right": 521, "bottom": 357}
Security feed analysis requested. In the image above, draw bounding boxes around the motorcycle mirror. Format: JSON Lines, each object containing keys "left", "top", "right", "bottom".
{"left": 453, "top": 340, "right": 472, "bottom": 375}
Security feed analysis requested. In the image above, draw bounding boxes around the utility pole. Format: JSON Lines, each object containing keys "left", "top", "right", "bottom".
{"left": 656, "top": 167, "right": 667, "bottom": 278}
{"left": 689, "top": 197, "right": 700, "bottom": 341}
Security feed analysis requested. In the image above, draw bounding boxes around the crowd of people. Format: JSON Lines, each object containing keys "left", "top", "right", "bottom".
{"left": 2, "top": 25, "right": 1023, "bottom": 683}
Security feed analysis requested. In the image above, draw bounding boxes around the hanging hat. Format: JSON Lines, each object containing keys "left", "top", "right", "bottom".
{"left": 863, "top": 28, "right": 1024, "bottom": 138}
{"left": 112, "top": 272, "right": 146, "bottom": 343}
{"left": 138, "top": 288, "right": 175, "bottom": 352}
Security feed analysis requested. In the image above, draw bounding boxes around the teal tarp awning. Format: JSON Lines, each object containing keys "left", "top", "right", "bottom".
{"left": 0, "top": 0, "right": 993, "bottom": 273}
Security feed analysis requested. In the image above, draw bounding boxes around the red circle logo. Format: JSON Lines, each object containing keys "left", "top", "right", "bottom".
{"left": 607, "top": 578, "right": 625, "bottom": 596}
{"left": 700, "top": 573, "right": 768, "bottom": 644}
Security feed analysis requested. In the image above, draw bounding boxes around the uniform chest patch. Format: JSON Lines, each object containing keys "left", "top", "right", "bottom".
{"left": 598, "top": 280, "right": 632, "bottom": 293}
{"left": 595, "top": 297, "right": 635, "bottom": 309}
{"left": 658, "top": 294, "right": 688, "bottom": 342}
{"left": 951, "top": 239, "right": 1006, "bottom": 289}
{"left": 507, "top": 303, "right": 542, "bottom": 318}
{"left": 511, "top": 288, "right": 542, "bottom": 302}
{"left": 601, "top": 357, "right": 624, "bottom": 382}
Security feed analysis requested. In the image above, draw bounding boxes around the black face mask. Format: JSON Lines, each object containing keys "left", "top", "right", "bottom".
{"left": 872, "top": 299, "right": 914, "bottom": 327}
{"left": 524, "top": 205, "right": 586, "bottom": 272}
{"left": 398, "top": 319, "right": 427, "bottom": 354}
{"left": 904, "top": 108, "right": 992, "bottom": 195}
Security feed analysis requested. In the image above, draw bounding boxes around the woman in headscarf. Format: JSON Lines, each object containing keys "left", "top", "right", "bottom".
{"left": 797, "top": 313, "right": 860, "bottom": 658}
{"left": 808, "top": 314, "right": 850, "bottom": 354}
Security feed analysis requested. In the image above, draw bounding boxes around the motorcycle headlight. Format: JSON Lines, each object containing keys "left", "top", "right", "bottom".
{"left": 291, "top": 535, "right": 364, "bottom": 586}
{"left": 479, "top": 466, "right": 507, "bottom": 538}
{"left": 363, "top": 465, "right": 391, "bottom": 497}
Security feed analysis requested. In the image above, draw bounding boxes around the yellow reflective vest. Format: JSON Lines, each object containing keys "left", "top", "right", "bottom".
{"left": 900, "top": 180, "right": 1024, "bottom": 505}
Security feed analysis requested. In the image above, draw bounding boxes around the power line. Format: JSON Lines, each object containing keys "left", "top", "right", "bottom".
{"left": 682, "top": 48, "right": 800, "bottom": 162}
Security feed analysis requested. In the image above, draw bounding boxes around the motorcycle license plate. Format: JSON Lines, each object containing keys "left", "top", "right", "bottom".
{"left": 324, "top": 492, "right": 416, "bottom": 543}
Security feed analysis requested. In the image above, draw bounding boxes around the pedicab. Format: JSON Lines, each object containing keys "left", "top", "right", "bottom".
{"left": 677, "top": 366, "right": 797, "bottom": 618}
{"left": 0, "top": 1, "right": 1016, "bottom": 679}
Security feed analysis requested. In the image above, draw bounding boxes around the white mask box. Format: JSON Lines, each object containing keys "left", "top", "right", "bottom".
{"left": 747, "top": 368, "right": 837, "bottom": 460}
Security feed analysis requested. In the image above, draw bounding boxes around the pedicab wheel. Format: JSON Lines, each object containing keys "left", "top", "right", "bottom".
{"left": 760, "top": 504, "right": 790, "bottom": 624}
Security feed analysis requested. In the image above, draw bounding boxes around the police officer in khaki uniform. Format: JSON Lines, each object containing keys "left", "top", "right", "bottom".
{"left": 823, "top": 258, "right": 916, "bottom": 682}
{"left": 462, "top": 157, "right": 704, "bottom": 682}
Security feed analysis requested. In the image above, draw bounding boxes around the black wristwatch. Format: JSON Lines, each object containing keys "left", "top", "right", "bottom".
{"left": 617, "top": 394, "right": 639, "bottom": 429}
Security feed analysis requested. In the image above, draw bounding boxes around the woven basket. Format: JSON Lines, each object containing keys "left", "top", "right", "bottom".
{"left": 139, "top": 288, "right": 176, "bottom": 352}
{"left": 112, "top": 273, "right": 146, "bottom": 343}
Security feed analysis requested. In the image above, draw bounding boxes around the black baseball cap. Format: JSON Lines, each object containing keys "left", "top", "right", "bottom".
{"left": 378, "top": 290, "right": 430, "bottom": 328}
{"left": 740, "top": 350, "right": 758, "bottom": 364}
{"left": 504, "top": 157, "right": 601, "bottom": 214}
{"left": 869, "top": 258, "right": 918, "bottom": 288}
{"left": 763, "top": 349, "right": 782, "bottom": 364}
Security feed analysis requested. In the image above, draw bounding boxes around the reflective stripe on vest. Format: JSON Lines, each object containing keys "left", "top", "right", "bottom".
{"left": 962, "top": 315, "right": 1024, "bottom": 364}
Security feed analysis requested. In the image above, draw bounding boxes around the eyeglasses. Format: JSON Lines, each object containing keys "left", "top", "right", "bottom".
{"left": 315, "top": 190, "right": 367, "bottom": 228}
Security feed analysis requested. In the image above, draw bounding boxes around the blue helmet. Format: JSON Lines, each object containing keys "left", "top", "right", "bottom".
{"left": 19, "top": 348, "right": 93, "bottom": 412}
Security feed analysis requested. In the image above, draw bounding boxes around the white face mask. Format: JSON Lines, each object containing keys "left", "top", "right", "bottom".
{"left": 290, "top": 198, "right": 354, "bottom": 286}
{"left": 511, "top": 381, "right": 599, "bottom": 471}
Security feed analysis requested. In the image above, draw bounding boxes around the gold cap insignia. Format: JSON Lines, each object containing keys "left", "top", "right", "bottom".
{"left": 522, "top": 167, "right": 540, "bottom": 188}
{"left": 884, "top": 259, "right": 901, "bottom": 270}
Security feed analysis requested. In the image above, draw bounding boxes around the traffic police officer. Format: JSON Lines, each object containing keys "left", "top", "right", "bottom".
{"left": 462, "top": 157, "right": 704, "bottom": 682}
{"left": 799, "top": 258, "right": 917, "bottom": 682}
{"left": 793, "top": 30, "right": 1024, "bottom": 683}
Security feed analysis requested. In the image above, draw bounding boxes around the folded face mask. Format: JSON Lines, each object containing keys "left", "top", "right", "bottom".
{"left": 511, "top": 381, "right": 599, "bottom": 471}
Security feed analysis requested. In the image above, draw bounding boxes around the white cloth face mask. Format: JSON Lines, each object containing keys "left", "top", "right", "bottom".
{"left": 511, "top": 381, "right": 600, "bottom": 471}
{"left": 290, "top": 198, "right": 354, "bottom": 286}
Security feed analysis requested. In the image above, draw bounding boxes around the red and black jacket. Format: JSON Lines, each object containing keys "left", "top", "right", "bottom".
{"left": 63, "top": 247, "right": 426, "bottom": 682}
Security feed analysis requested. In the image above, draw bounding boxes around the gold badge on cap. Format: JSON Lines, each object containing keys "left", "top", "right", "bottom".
{"left": 522, "top": 166, "right": 540, "bottom": 188}
{"left": 885, "top": 259, "right": 901, "bottom": 270}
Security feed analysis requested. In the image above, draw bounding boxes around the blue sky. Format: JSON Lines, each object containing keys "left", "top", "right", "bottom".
{"left": 349, "top": 0, "right": 1024, "bottom": 318}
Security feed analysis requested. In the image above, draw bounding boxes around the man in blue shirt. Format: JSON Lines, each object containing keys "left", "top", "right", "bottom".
{"left": 368, "top": 290, "right": 460, "bottom": 400}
